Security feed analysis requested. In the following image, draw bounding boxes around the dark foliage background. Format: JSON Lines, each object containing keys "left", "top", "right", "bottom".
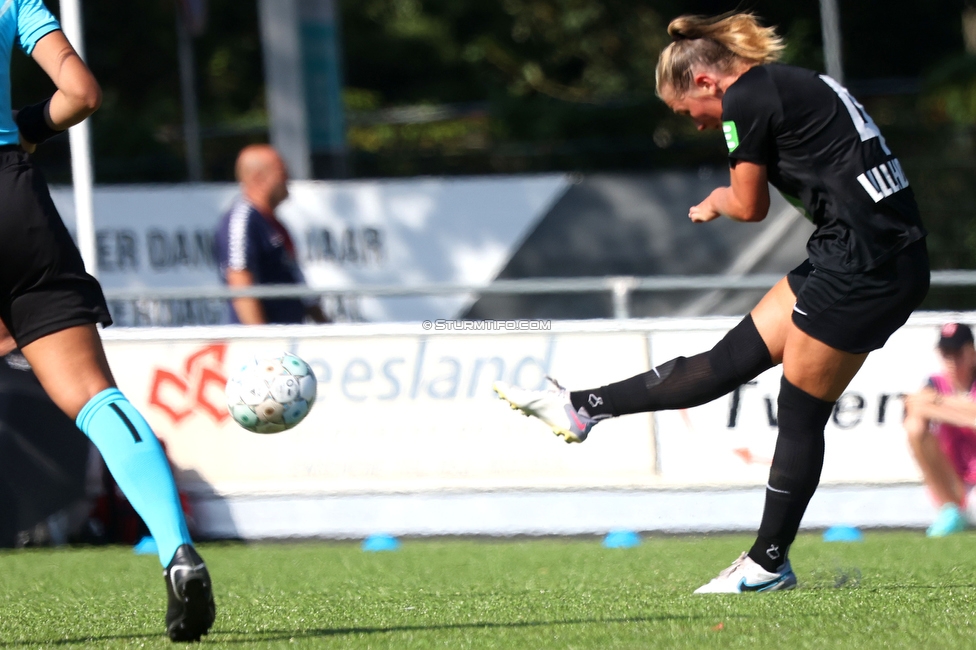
{"left": 12, "top": 1, "right": 976, "bottom": 306}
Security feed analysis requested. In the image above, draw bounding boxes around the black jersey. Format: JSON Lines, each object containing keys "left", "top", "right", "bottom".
{"left": 721, "top": 63, "right": 926, "bottom": 273}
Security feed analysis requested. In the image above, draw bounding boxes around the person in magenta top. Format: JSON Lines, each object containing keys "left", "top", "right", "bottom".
{"left": 905, "top": 323, "right": 976, "bottom": 536}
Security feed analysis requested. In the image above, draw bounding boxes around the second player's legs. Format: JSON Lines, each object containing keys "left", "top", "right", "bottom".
{"left": 21, "top": 324, "right": 193, "bottom": 567}
{"left": 747, "top": 323, "right": 867, "bottom": 571}
{"left": 573, "top": 273, "right": 865, "bottom": 575}
{"left": 570, "top": 277, "right": 797, "bottom": 418}
{"left": 20, "top": 324, "right": 114, "bottom": 418}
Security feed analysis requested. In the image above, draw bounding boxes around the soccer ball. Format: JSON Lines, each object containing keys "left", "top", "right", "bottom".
{"left": 225, "top": 353, "right": 317, "bottom": 434}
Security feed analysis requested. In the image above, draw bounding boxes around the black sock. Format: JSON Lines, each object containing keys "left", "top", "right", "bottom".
{"left": 570, "top": 314, "right": 774, "bottom": 417}
{"left": 748, "top": 376, "right": 834, "bottom": 572}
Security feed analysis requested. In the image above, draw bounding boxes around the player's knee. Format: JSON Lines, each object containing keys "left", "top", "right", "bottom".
{"left": 50, "top": 380, "right": 116, "bottom": 422}
{"left": 707, "top": 314, "right": 773, "bottom": 385}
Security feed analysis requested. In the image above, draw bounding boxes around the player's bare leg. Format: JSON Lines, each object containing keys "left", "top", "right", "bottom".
{"left": 20, "top": 324, "right": 113, "bottom": 417}
{"left": 21, "top": 324, "right": 215, "bottom": 641}
{"left": 747, "top": 276, "right": 795, "bottom": 365}
{"left": 695, "top": 288, "right": 866, "bottom": 592}
{"left": 700, "top": 323, "right": 867, "bottom": 595}
{"left": 781, "top": 327, "right": 867, "bottom": 403}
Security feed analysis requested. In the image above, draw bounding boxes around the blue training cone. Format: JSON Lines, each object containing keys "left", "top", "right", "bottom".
{"left": 133, "top": 535, "right": 158, "bottom": 555}
{"left": 362, "top": 534, "right": 401, "bottom": 552}
{"left": 823, "top": 526, "right": 864, "bottom": 542}
{"left": 603, "top": 529, "right": 641, "bottom": 548}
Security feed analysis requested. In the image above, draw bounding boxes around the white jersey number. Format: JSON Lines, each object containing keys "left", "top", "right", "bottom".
{"left": 819, "top": 75, "right": 892, "bottom": 155}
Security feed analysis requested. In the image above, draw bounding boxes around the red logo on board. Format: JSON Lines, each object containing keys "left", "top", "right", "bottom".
{"left": 149, "top": 344, "right": 229, "bottom": 423}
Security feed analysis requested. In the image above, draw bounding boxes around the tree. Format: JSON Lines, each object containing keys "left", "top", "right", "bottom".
{"left": 6, "top": 0, "right": 972, "bottom": 189}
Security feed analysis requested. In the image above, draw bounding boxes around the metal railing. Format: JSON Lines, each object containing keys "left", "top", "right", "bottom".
{"left": 102, "top": 270, "right": 976, "bottom": 322}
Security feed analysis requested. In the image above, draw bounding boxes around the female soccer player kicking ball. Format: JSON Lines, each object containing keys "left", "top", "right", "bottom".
{"left": 3, "top": 1, "right": 213, "bottom": 640}
{"left": 495, "top": 12, "right": 929, "bottom": 593}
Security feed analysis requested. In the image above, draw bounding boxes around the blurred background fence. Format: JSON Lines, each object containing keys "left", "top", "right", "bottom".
{"left": 104, "top": 270, "right": 976, "bottom": 325}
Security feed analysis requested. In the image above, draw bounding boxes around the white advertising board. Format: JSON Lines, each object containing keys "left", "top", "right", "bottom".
{"left": 652, "top": 321, "right": 931, "bottom": 486}
{"left": 104, "top": 323, "right": 654, "bottom": 497}
{"left": 100, "top": 313, "right": 954, "bottom": 501}
{"left": 50, "top": 176, "right": 569, "bottom": 324}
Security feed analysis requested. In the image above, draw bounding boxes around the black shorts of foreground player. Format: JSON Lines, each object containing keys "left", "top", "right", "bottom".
{"left": 0, "top": 1, "right": 213, "bottom": 642}
{"left": 495, "top": 12, "right": 929, "bottom": 594}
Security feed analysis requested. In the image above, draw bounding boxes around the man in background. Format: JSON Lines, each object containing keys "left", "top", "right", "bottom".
{"left": 904, "top": 323, "right": 976, "bottom": 537}
{"left": 214, "top": 144, "right": 328, "bottom": 324}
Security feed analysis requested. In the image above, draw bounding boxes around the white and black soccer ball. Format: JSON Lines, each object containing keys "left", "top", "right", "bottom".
{"left": 225, "top": 353, "right": 317, "bottom": 434}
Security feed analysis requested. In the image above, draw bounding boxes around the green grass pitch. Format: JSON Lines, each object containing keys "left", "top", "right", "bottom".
{"left": 1, "top": 531, "right": 975, "bottom": 649}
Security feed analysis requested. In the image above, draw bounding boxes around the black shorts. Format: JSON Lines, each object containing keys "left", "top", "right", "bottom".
{"left": 0, "top": 147, "right": 111, "bottom": 348}
{"left": 787, "top": 239, "right": 929, "bottom": 354}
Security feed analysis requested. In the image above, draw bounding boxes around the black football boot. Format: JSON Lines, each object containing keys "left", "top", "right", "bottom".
{"left": 164, "top": 544, "right": 216, "bottom": 642}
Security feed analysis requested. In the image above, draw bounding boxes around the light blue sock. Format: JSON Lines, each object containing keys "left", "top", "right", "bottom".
{"left": 76, "top": 388, "right": 192, "bottom": 566}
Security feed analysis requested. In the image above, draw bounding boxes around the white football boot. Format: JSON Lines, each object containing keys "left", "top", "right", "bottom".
{"left": 694, "top": 552, "right": 797, "bottom": 594}
{"left": 492, "top": 377, "right": 603, "bottom": 443}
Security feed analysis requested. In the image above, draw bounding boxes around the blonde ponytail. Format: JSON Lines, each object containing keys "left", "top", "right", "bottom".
{"left": 656, "top": 13, "right": 784, "bottom": 97}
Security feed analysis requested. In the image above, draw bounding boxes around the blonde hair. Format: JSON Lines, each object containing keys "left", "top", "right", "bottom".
{"left": 655, "top": 13, "right": 784, "bottom": 98}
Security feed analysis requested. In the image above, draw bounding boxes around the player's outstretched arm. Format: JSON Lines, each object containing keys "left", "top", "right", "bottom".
{"left": 690, "top": 161, "right": 770, "bottom": 223}
{"left": 905, "top": 389, "right": 976, "bottom": 430}
{"left": 24, "top": 30, "right": 101, "bottom": 140}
